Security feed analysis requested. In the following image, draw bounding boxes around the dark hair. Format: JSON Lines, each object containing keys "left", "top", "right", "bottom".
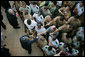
{"left": 24, "top": 10, "right": 28, "bottom": 15}
{"left": 32, "top": 2, "right": 37, "bottom": 5}
{"left": 50, "top": 15, "right": 54, "bottom": 19}
{"left": 44, "top": 1, "right": 49, "bottom": 6}
{"left": 60, "top": 16, "right": 65, "bottom": 21}
{"left": 60, "top": 51, "right": 66, "bottom": 56}
{"left": 52, "top": 36, "right": 56, "bottom": 41}
{"left": 27, "top": 19, "right": 31, "bottom": 25}
{"left": 74, "top": 16, "right": 79, "bottom": 19}
{"left": 48, "top": 46, "right": 52, "bottom": 51}
{"left": 44, "top": 6, "right": 49, "bottom": 10}
{"left": 52, "top": 1, "right": 57, "bottom": 5}
{"left": 37, "top": 23, "right": 42, "bottom": 28}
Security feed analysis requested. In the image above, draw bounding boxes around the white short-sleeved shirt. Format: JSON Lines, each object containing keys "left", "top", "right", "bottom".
{"left": 35, "top": 26, "right": 46, "bottom": 34}
{"left": 59, "top": 42, "right": 65, "bottom": 49}
{"left": 57, "top": 1, "right": 62, "bottom": 6}
{"left": 19, "top": 5, "right": 31, "bottom": 14}
{"left": 30, "top": 4, "right": 39, "bottom": 14}
{"left": 50, "top": 39, "right": 59, "bottom": 48}
{"left": 76, "top": 27, "right": 84, "bottom": 41}
{"left": 42, "top": 45, "right": 56, "bottom": 56}
{"left": 72, "top": 48, "right": 79, "bottom": 56}
{"left": 33, "top": 13, "right": 44, "bottom": 23}
{"left": 24, "top": 19, "right": 37, "bottom": 33}
{"left": 76, "top": 3, "right": 84, "bottom": 16}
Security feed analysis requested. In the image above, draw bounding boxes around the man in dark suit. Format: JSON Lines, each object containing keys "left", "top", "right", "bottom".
{"left": 20, "top": 35, "right": 38, "bottom": 54}
{"left": 7, "top": 9, "right": 20, "bottom": 29}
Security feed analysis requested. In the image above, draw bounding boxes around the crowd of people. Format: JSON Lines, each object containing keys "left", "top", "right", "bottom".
{"left": 1, "top": 1, "right": 84, "bottom": 56}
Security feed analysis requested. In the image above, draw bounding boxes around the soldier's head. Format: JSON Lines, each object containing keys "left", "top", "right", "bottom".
{"left": 65, "top": 5, "right": 70, "bottom": 11}
{"left": 74, "top": 16, "right": 79, "bottom": 19}
{"left": 60, "top": 16, "right": 65, "bottom": 21}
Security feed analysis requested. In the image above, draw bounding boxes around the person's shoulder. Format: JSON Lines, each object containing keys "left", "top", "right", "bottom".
{"left": 32, "top": 20, "right": 37, "bottom": 24}
{"left": 36, "top": 5, "right": 39, "bottom": 7}
{"left": 52, "top": 47, "right": 56, "bottom": 51}
{"left": 55, "top": 38, "right": 59, "bottom": 41}
{"left": 24, "top": 19, "right": 28, "bottom": 23}
{"left": 44, "top": 45, "right": 49, "bottom": 47}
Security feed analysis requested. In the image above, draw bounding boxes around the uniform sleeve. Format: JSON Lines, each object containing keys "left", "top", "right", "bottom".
{"left": 43, "top": 15, "right": 50, "bottom": 23}
{"left": 67, "top": 16, "right": 74, "bottom": 23}
{"left": 54, "top": 16, "right": 60, "bottom": 21}
{"left": 58, "top": 24, "right": 66, "bottom": 31}
{"left": 78, "top": 19, "right": 81, "bottom": 26}
{"left": 59, "top": 7, "right": 65, "bottom": 11}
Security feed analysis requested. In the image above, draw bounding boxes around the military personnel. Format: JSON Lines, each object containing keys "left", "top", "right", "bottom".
{"left": 47, "top": 16, "right": 66, "bottom": 27}
{"left": 42, "top": 15, "right": 53, "bottom": 28}
{"left": 12, "top": 1, "right": 22, "bottom": 13}
{"left": 58, "top": 5, "right": 71, "bottom": 20}
{"left": 61, "top": 33, "right": 72, "bottom": 45}
{"left": 67, "top": 16, "right": 81, "bottom": 29}
{"left": 50, "top": 24, "right": 73, "bottom": 36}
{"left": 37, "top": 35, "right": 47, "bottom": 49}
{"left": 40, "top": 6, "right": 52, "bottom": 17}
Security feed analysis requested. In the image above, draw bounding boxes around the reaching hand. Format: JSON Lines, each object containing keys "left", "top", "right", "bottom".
{"left": 37, "top": 33, "right": 40, "bottom": 36}
{"left": 50, "top": 33, "right": 54, "bottom": 35}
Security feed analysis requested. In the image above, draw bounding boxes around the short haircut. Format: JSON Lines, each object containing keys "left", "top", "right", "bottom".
{"left": 52, "top": 36, "right": 56, "bottom": 41}
{"left": 24, "top": 10, "right": 28, "bottom": 15}
{"left": 60, "top": 16, "right": 65, "bottom": 21}
{"left": 32, "top": 2, "right": 37, "bottom": 5}
{"left": 37, "top": 23, "right": 42, "bottom": 28}
{"left": 27, "top": 19, "right": 31, "bottom": 25}
{"left": 48, "top": 46, "right": 52, "bottom": 51}
{"left": 74, "top": 16, "right": 79, "bottom": 19}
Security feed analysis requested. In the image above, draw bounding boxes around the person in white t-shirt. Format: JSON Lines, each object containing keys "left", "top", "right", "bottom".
{"left": 35, "top": 23, "right": 46, "bottom": 34}
{"left": 33, "top": 12, "right": 44, "bottom": 23}
{"left": 49, "top": 36, "right": 59, "bottom": 48}
{"left": 42, "top": 45, "right": 56, "bottom": 56}
{"left": 30, "top": 2, "right": 39, "bottom": 14}
{"left": 24, "top": 18, "right": 37, "bottom": 34}
{"left": 57, "top": 1, "right": 62, "bottom": 7}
